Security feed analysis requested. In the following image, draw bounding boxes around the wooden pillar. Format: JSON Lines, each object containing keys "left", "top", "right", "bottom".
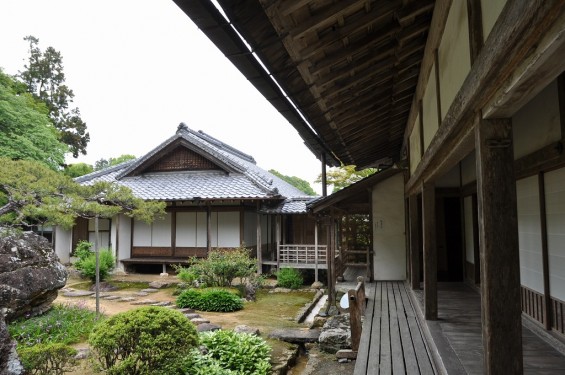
{"left": 321, "top": 153, "right": 328, "bottom": 197}
{"left": 409, "top": 194, "right": 420, "bottom": 290}
{"left": 422, "top": 182, "right": 437, "bottom": 320}
{"left": 314, "top": 220, "right": 319, "bottom": 283}
{"left": 206, "top": 204, "right": 212, "bottom": 254}
{"left": 476, "top": 117, "right": 523, "bottom": 374}
{"left": 256, "top": 202, "right": 262, "bottom": 274}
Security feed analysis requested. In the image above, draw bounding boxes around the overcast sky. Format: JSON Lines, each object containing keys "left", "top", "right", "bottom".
{"left": 0, "top": 0, "right": 326, "bottom": 193}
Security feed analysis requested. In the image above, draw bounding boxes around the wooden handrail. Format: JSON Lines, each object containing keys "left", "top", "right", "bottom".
{"left": 347, "top": 276, "right": 366, "bottom": 353}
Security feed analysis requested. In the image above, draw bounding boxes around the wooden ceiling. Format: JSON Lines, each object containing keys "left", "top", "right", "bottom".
{"left": 174, "top": 0, "right": 435, "bottom": 169}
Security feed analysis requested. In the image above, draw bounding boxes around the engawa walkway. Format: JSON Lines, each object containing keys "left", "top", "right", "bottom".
{"left": 354, "top": 281, "right": 437, "bottom": 374}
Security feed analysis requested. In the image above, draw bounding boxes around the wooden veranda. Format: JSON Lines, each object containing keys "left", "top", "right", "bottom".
{"left": 354, "top": 281, "right": 565, "bottom": 374}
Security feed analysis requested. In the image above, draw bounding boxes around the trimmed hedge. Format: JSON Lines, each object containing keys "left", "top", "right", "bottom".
{"left": 176, "top": 289, "right": 243, "bottom": 312}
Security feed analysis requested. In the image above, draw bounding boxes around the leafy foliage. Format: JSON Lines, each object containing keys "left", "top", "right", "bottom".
{"left": 268, "top": 169, "right": 316, "bottom": 196}
{"left": 9, "top": 302, "right": 98, "bottom": 347}
{"left": 19, "top": 35, "right": 89, "bottom": 157}
{"left": 182, "top": 247, "right": 257, "bottom": 287}
{"left": 0, "top": 158, "right": 166, "bottom": 229}
{"left": 62, "top": 162, "right": 93, "bottom": 178}
{"left": 0, "top": 70, "right": 67, "bottom": 169}
{"left": 315, "top": 165, "right": 378, "bottom": 193}
{"left": 89, "top": 307, "right": 198, "bottom": 375}
{"left": 74, "top": 248, "right": 115, "bottom": 282}
{"left": 94, "top": 154, "right": 137, "bottom": 171}
{"left": 276, "top": 268, "right": 304, "bottom": 289}
{"left": 18, "top": 343, "right": 78, "bottom": 375}
{"left": 189, "top": 330, "right": 271, "bottom": 375}
{"left": 176, "top": 289, "right": 243, "bottom": 312}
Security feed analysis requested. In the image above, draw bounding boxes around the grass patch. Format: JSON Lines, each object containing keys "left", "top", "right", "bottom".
{"left": 69, "top": 280, "right": 151, "bottom": 291}
{"left": 8, "top": 301, "right": 98, "bottom": 347}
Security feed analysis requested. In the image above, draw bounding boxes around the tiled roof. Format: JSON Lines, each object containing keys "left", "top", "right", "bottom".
{"left": 76, "top": 124, "right": 316, "bottom": 210}
{"left": 259, "top": 198, "right": 312, "bottom": 214}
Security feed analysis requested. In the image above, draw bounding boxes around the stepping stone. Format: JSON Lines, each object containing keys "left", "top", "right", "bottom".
{"left": 150, "top": 301, "right": 172, "bottom": 307}
{"left": 269, "top": 329, "right": 321, "bottom": 344}
{"left": 149, "top": 281, "right": 170, "bottom": 289}
{"left": 140, "top": 288, "right": 159, "bottom": 293}
{"left": 63, "top": 290, "right": 94, "bottom": 297}
{"left": 178, "top": 308, "right": 195, "bottom": 314}
{"left": 234, "top": 325, "right": 260, "bottom": 336}
{"left": 89, "top": 293, "right": 109, "bottom": 298}
{"left": 197, "top": 323, "right": 221, "bottom": 332}
{"left": 184, "top": 313, "right": 201, "bottom": 319}
{"left": 191, "top": 318, "right": 210, "bottom": 325}
{"left": 131, "top": 299, "right": 158, "bottom": 305}
{"left": 103, "top": 295, "right": 121, "bottom": 300}
{"left": 134, "top": 292, "right": 149, "bottom": 296}
{"left": 117, "top": 297, "right": 137, "bottom": 302}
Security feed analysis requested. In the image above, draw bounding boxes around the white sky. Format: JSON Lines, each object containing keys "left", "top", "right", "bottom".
{"left": 0, "top": 0, "right": 325, "bottom": 193}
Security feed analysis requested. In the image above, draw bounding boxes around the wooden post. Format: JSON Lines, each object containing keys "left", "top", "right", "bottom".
{"left": 476, "top": 117, "right": 523, "bottom": 374}
{"left": 276, "top": 214, "right": 281, "bottom": 270}
{"left": 206, "top": 204, "right": 212, "bottom": 254}
{"left": 321, "top": 153, "right": 328, "bottom": 197}
{"left": 422, "top": 182, "right": 437, "bottom": 320}
{"left": 314, "top": 220, "right": 319, "bottom": 282}
{"left": 409, "top": 194, "right": 420, "bottom": 290}
{"left": 256, "top": 202, "right": 262, "bottom": 274}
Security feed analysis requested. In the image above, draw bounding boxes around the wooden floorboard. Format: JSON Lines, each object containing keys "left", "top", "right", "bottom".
{"left": 412, "top": 283, "right": 565, "bottom": 374}
{"left": 354, "top": 281, "right": 436, "bottom": 374}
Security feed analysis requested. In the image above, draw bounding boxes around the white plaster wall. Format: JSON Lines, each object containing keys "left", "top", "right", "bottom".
{"left": 545, "top": 167, "right": 565, "bottom": 301}
{"left": 372, "top": 173, "right": 406, "bottom": 280}
{"left": 463, "top": 196, "right": 474, "bottom": 264}
{"left": 481, "top": 0, "right": 507, "bottom": 41}
{"left": 438, "top": 0, "right": 471, "bottom": 120}
{"left": 516, "top": 176, "right": 544, "bottom": 293}
{"left": 512, "top": 80, "right": 561, "bottom": 159}
{"left": 218, "top": 212, "right": 240, "bottom": 247}
{"left": 422, "top": 65, "right": 439, "bottom": 149}
{"left": 54, "top": 226, "right": 72, "bottom": 264}
{"left": 409, "top": 114, "right": 421, "bottom": 175}
{"left": 133, "top": 220, "right": 151, "bottom": 246}
{"left": 176, "top": 212, "right": 197, "bottom": 247}
{"left": 210, "top": 212, "right": 218, "bottom": 247}
{"left": 196, "top": 212, "right": 207, "bottom": 247}
{"left": 151, "top": 212, "right": 171, "bottom": 246}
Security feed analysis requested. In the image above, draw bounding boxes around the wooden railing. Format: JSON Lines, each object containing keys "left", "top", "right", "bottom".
{"left": 277, "top": 244, "right": 327, "bottom": 265}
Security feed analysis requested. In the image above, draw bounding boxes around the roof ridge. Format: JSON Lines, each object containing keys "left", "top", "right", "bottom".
{"left": 195, "top": 129, "right": 256, "bottom": 163}
{"left": 75, "top": 159, "right": 135, "bottom": 183}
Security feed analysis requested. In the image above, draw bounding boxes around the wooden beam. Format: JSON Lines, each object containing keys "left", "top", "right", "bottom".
{"left": 475, "top": 117, "right": 522, "bottom": 374}
{"left": 395, "top": 0, "right": 434, "bottom": 27}
{"left": 409, "top": 194, "right": 420, "bottom": 290}
{"left": 422, "top": 182, "right": 437, "bottom": 320}
{"left": 538, "top": 172, "right": 552, "bottom": 330}
{"left": 466, "top": 0, "right": 483, "bottom": 65}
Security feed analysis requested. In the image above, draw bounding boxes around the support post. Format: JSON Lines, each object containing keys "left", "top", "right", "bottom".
{"left": 422, "top": 182, "right": 437, "bottom": 320}
{"left": 314, "top": 220, "right": 319, "bottom": 282}
{"left": 409, "top": 194, "right": 420, "bottom": 290}
{"left": 276, "top": 214, "right": 281, "bottom": 270}
{"left": 476, "top": 117, "right": 523, "bottom": 374}
{"left": 256, "top": 202, "right": 262, "bottom": 274}
{"left": 206, "top": 204, "right": 212, "bottom": 254}
{"left": 321, "top": 153, "right": 328, "bottom": 197}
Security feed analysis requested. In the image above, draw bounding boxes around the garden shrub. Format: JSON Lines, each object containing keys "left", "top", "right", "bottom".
{"left": 74, "top": 248, "right": 115, "bottom": 282}
{"left": 182, "top": 330, "right": 271, "bottom": 375}
{"left": 18, "top": 343, "right": 78, "bottom": 375}
{"left": 89, "top": 306, "right": 198, "bottom": 375}
{"left": 276, "top": 268, "right": 303, "bottom": 289}
{"left": 184, "top": 247, "right": 257, "bottom": 287}
{"left": 9, "top": 302, "right": 97, "bottom": 347}
{"left": 176, "top": 289, "right": 243, "bottom": 312}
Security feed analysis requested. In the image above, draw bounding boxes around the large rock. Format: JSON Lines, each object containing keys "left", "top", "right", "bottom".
{"left": 0, "top": 229, "right": 67, "bottom": 321}
{"left": 318, "top": 314, "right": 351, "bottom": 354}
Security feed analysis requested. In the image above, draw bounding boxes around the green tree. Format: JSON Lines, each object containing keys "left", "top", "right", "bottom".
{"left": 19, "top": 35, "right": 89, "bottom": 158}
{"left": 94, "top": 154, "right": 136, "bottom": 171}
{"left": 0, "top": 70, "right": 67, "bottom": 169}
{"left": 63, "top": 162, "right": 93, "bottom": 178}
{"left": 316, "top": 165, "right": 377, "bottom": 193}
{"left": 269, "top": 169, "right": 316, "bottom": 196}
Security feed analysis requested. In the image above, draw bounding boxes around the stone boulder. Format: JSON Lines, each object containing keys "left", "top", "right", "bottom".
{"left": 0, "top": 229, "right": 67, "bottom": 321}
{"left": 234, "top": 324, "right": 260, "bottom": 336}
{"left": 318, "top": 314, "right": 351, "bottom": 354}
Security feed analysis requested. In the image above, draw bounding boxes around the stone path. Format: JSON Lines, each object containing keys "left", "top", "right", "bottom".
{"left": 60, "top": 287, "right": 222, "bottom": 332}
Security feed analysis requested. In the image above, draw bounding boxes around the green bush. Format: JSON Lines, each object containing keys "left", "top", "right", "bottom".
{"left": 89, "top": 306, "right": 198, "bottom": 375}
{"left": 175, "top": 265, "right": 199, "bottom": 285}
{"left": 176, "top": 289, "right": 243, "bottom": 312}
{"left": 181, "top": 330, "right": 271, "bottom": 375}
{"left": 186, "top": 247, "right": 257, "bottom": 287}
{"left": 9, "top": 302, "right": 98, "bottom": 347}
{"left": 276, "top": 268, "right": 303, "bottom": 289}
{"left": 73, "top": 240, "right": 92, "bottom": 259}
{"left": 18, "top": 343, "right": 78, "bottom": 375}
{"left": 74, "top": 248, "right": 115, "bottom": 282}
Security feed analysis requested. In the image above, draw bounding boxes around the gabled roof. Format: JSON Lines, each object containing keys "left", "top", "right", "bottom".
{"left": 76, "top": 123, "right": 315, "bottom": 208}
